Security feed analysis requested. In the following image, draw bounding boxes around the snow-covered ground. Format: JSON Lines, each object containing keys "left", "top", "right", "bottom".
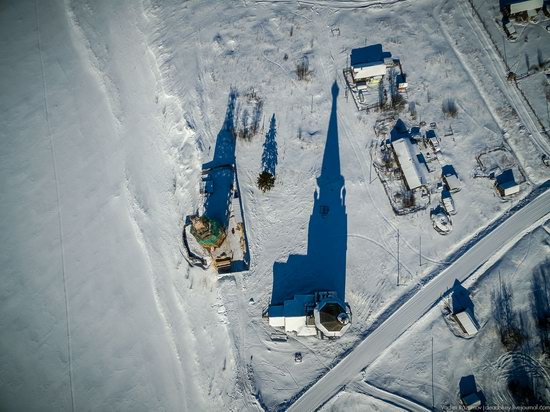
{"left": 1, "top": 0, "right": 549, "bottom": 411}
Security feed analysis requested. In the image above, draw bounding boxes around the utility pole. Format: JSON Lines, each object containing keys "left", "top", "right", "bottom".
{"left": 431, "top": 335, "right": 435, "bottom": 410}
{"left": 397, "top": 228, "right": 400, "bottom": 286}
{"left": 503, "top": 35, "right": 508, "bottom": 70}
{"left": 419, "top": 234, "right": 422, "bottom": 267}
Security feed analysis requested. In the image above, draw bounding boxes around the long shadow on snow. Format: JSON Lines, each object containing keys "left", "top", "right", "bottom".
{"left": 271, "top": 81, "right": 347, "bottom": 307}
{"left": 531, "top": 259, "right": 550, "bottom": 354}
{"left": 202, "top": 89, "right": 237, "bottom": 228}
{"left": 261, "top": 114, "right": 278, "bottom": 176}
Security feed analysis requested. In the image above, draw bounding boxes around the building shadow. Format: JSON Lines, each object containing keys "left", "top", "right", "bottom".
{"left": 390, "top": 118, "right": 409, "bottom": 142}
{"left": 459, "top": 375, "right": 477, "bottom": 398}
{"left": 202, "top": 89, "right": 238, "bottom": 228}
{"left": 451, "top": 279, "right": 474, "bottom": 314}
{"left": 271, "top": 81, "right": 347, "bottom": 305}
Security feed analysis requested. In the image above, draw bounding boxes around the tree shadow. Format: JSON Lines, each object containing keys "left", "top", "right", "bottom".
{"left": 492, "top": 280, "right": 525, "bottom": 351}
{"left": 270, "top": 81, "right": 347, "bottom": 304}
{"left": 261, "top": 114, "right": 278, "bottom": 176}
{"left": 531, "top": 259, "right": 550, "bottom": 354}
{"left": 202, "top": 89, "right": 238, "bottom": 228}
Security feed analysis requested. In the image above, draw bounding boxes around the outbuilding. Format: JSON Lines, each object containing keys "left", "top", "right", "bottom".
{"left": 391, "top": 137, "right": 424, "bottom": 190}
{"left": 496, "top": 169, "right": 520, "bottom": 196}
{"left": 443, "top": 171, "right": 461, "bottom": 193}
{"left": 462, "top": 392, "right": 482, "bottom": 411}
{"left": 453, "top": 310, "right": 479, "bottom": 336}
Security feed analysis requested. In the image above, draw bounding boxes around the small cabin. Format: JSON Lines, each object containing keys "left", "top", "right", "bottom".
{"left": 453, "top": 310, "right": 479, "bottom": 336}
{"left": 496, "top": 169, "right": 520, "bottom": 196}
{"left": 462, "top": 392, "right": 482, "bottom": 410}
{"left": 426, "top": 129, "right": 440, "bottom": 153}
{"left": 443, "top": 173, "right": 461, "bottom": 193}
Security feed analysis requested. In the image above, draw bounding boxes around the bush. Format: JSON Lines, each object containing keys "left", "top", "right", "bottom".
{"left": 442, "top": 98, "right": 459, "bottom": 118}
{"left": 391, "top": 93, "right": 407, "bottom": 112}
{"left": 296, "top": 56, "right": 310, "bottom": 80}
{"left": 257, "top": 171, "right": 275, "bottom": 192}
{"left": 402, "top": 190, "right": 416, "bottom": 208}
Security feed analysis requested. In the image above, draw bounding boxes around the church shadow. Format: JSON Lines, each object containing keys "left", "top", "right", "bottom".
{"left": 271, "top": 81, "right": 347, "bottom": 305}
{"left": 202, "top": 89, "right": 237, "bottom": 228}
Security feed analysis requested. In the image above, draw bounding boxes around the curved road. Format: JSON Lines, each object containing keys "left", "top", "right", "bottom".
{"left": 289, "top": 188, "right": 550, "bottom": 412}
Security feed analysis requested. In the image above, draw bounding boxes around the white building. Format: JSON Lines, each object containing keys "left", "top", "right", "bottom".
{"left": 501, "top": 0, "right": 544, "bottom": 16}
{"left": 268, "top": 292, "right": 352, "bottom": 338}
{"left": 443, "top": 171, "right": 461, "bottom": 193}
{"left": 391, "top": 137, "right": 423, "bottom": 190}
{"left": 496, "top": 169, "right": 520, "bottom": 196}
{"left": 350, "top": 44, "right": 391, "bottom": 84}
{"left": 268, "top": 294, "right": 317, "bottom": 336}
{"left": 453, "top": 310, "right": 479, "bottom": 336}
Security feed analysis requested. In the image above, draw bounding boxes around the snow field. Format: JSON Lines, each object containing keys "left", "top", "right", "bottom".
{"left": 1, "top": 0, "right": 549, "bottom": 410}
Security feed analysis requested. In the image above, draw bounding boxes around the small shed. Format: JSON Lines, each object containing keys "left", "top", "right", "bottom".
{"left": 496, "top": 169, "right": 520, "bottom": 196}
{"left": 462, "top": 392, "right": 482, "bottom": 410}
{"left": 396, "top": 73, "right": 408, "bottom": 93}
{"left": 453, "top": 310, "right": 479, "bottom": 336}
{"left": 426, "top": 129, "right": 440, "bottom": 153}
{"left": 443, "top": 172, "right": 461, "bottom": 193}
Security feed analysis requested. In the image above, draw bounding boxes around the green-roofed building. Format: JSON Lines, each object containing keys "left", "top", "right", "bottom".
{"left": 190, "top": 215, "right": 226, "bottom": 249}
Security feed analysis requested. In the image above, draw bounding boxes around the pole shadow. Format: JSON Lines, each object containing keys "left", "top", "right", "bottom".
{"left": 271, "top": 81, "right": 347, "bottom": 305}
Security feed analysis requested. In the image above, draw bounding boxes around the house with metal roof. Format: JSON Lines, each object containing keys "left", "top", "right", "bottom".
{"left": 268, "top": 291, "right": 352, "bottom": 338}
{"left": 391, "top": 137, "right": 424, "bottom": 191}
{"left": 350, "top": 44, "right": 392, "bottom": 84}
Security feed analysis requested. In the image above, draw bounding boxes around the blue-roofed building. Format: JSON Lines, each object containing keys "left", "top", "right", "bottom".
{"left": 350, "top": 44, "right": 392, "bottom": 84}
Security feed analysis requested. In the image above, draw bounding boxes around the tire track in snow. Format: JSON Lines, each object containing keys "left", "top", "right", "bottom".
{"left": 35, "top": 2, "right": 75, "bottom": 410}
{"left": 348, "top": 380, "right": 431, "bottom": 412}
{"left": 64, "top": 0, "right": 123, "bottom": 131}
{"left": 254, "top": 0, "right": 409, "bottom": 10}
{"left": 123, "top": 177, "right": 193, "bottom": 411}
